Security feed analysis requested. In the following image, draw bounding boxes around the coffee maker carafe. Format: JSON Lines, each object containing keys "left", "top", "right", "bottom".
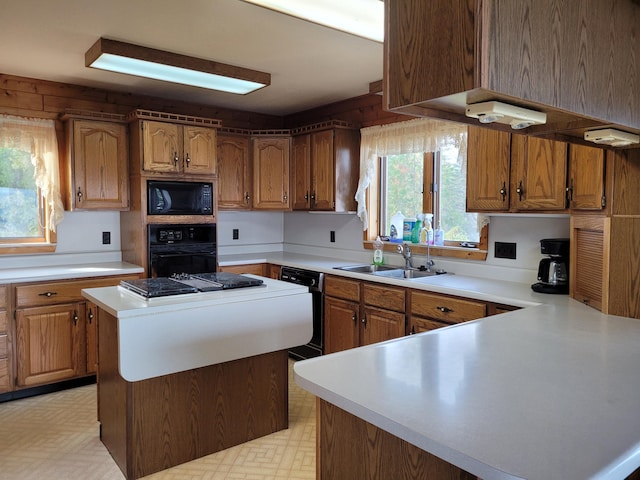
{"left": 531, "top": 238, "right": 569, "bottom": 294}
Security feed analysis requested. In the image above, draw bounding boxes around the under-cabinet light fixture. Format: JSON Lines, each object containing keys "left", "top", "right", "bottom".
{"left": 242, "top": 0, "right": 384, "bottom": 42}
{"left": 85, "top": 38, "right": 271, "bottom": 95}
{"left": 465, "top": 101, "right": 547, "bottom": 129}
{"left": 584, "top": 128, "right": 640, "bottom": 147}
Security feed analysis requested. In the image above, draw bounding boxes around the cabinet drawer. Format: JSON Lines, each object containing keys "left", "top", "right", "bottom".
{"left": 0, "top": 310, "right": 6, "bottom": 333}
{"left": 363, "top": 283, "right": 405, "bottom": 313}
{"left": 325, "top": 275, "right": 360, "bottom": 302}
{"left": 0, "top": 357, "right": 8, "bottom": 392}
{"left": 15, "top": 275, "right": 140, "bottom": 308}
{"left": 410, "top": 316, "right": 451, "bottom": 333}
{"left": 0, "top": 285, "right": 6, "bottom": 309}
{"left": 410, "top": 291, "right": 486, "bottom": 324}
{"left": 0, "top": 334, "right": 7, "bottom": 358}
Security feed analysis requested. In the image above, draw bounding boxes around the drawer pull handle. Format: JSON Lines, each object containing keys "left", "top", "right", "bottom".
{"left": 352, "top": 313, "right": 357, "bottom": 324}
{"left": 73, "top": 310, "right": 79, "bottom": 326}
{"left": 88, "top": 309, "right": 94, "bottom": 324}
{"left": 436, "top": 306, "right": 453, "bottom": 313}
{"left": 38, "top": 291, "right": 58, "bottom": 298}
{"left": 361, "top": 314, "right": 367, "bottom": 326}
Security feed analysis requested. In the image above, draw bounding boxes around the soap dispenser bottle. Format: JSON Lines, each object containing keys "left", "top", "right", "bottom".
{"left": 373, "top": 236, "right": 384, "bottom": 265}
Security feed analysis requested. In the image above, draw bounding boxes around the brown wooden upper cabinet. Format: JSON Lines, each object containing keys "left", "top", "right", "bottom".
{"left": 384, "top": 0, "right": 640, "bottom": 135}
{"left": 567, "top": 144, "right": 606, "bottom": 211}
{"left": 139, "top": 120, "right": 216, "bottom": 175}
{"left": 63, "top": 118, "right": 129, "bottom": 210}
{"left": 291, "top": 128, "right": 360, "bottom": 212}
{"left": 217, "top": 134, "right": 252, "bottom": 209}
{"left": 252, "top": 136, "right": 290, "bottom": 210}
{"left": 467, "top": 127, "right": 569, "bottom": 213}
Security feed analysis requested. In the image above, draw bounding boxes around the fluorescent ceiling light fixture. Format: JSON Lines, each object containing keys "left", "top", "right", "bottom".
{"left": 243, "top": 0, "right": 384, "bottom": 42}
{"left": 465, "top": 101, "right": 547, "bottom": 129}
{"left": 85, "top": 38, "right": 270, "bottom": 95}
{"left": 584, "top": 128, "right": 640, "bottom": 147}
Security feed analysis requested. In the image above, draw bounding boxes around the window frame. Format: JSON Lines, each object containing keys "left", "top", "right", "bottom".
{"left": 363, "top": 156, "right": 488, "bottom": 261}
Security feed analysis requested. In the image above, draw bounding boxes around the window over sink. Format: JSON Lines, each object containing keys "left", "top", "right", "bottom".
{"left": 356, "top": 117, "right": 487, "bottom": 261}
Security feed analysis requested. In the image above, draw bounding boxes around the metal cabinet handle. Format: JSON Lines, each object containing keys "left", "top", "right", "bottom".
{"left": 38, "top": 291, "right": 58, "bottom": 298}
{"left": 283, "top": 192, "right": 288, "bottom": 201}
{"left": 352, "top": 313, "right": 357, "bottom": 323}
{"left": 516, "top": 181, "right": 524, "bottom": 201}
{"left": 436, "top": 306, "right": 453, "bottom": 313}
{"left": 77, "top": 187, "right": 83, "bottom": 203}
{"left": 245, "top": 192, "right": 251, "bottom": 203}
{"left": 73, "top": 310, "right": 79, "bottom": 326}
{"left": 88, "top": 308, "right": 94, "bottom": 324}
{"left": 361, "top": 314, "right": 367, "bottom": 326}
{"left": 499, "top": 182, "right": 507, "bottom": 202}
{"left": 304, "top": 191, "right": 309, "bottom": 202}
{"left": 173, "top": 152, "right": 179, "bottom": 164}
{"left": 185, "top": 153, "right": 191, "bottom": 166}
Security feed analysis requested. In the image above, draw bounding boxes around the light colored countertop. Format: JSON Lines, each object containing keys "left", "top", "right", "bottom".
{"left": 0, "top": 261, "right": 144, "bottom": 283}
{"left": 82, "top": 276, "right": 312, "bottom": 382}
{"left": 219, "top": 252, "right": 640, "bottom": 479}
{"left": 294, "top": 305, "right": 640, "bottom": 480}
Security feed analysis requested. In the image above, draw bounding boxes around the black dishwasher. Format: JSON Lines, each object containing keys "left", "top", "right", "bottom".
{"left": 279, "top": 266, "right": 324, "bottom": 360}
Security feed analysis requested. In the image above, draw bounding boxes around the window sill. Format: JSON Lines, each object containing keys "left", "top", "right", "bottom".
{"left": 363, "top": 241, "right": 488, "bottom": 261}
{"left": 0, "top": 243, "right": 57, "bottom": 255}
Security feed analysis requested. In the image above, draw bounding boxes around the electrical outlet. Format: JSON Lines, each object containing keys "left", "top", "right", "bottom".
{"left": 330, "top": 231, "right": 336, "bottom": 243}
{"left": 232, "top": 228, "right": 239, "bottom": 240}
{"left": 495, "top": 241, "right": 516, "bottom": 259}
{"left": 102, "top": 231, "right": 111, "bottom": 245}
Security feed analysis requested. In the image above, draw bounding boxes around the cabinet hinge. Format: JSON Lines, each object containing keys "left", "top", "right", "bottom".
{"left": 601, "top": 195, "right": 606, "bottom": 208}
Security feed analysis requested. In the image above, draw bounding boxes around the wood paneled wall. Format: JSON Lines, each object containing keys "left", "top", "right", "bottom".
{"left": 1, "top": 73, "right": 409, "bottom": 133}
{"left": 0, "top": 73, "right": 283, "bottom": 130}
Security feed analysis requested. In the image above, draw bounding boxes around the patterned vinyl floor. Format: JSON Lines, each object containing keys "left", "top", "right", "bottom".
{"left": 0, "top": 360, "right": 316, "bottom": 480}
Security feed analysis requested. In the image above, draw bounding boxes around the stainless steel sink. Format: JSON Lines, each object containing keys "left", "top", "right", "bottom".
{"left": 333, "top": 264, "right": 400, "bottom": 274}
{"left": 372, "top": 268, "right": 444, "bottom": 279}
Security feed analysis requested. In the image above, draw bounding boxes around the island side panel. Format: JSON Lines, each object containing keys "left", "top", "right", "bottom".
{"left": 318, "top": 399, "right": 477, "bottom": 480}
{"left": 97, "top": 306, "right": 288, "bottom": 480}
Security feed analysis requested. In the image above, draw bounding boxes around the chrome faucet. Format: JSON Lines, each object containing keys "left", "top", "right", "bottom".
{"left": 397, "top": 242, "right": 413, "bottom": 270}
{"left": 425, "top": 242, "right": 435, "bottom": 272}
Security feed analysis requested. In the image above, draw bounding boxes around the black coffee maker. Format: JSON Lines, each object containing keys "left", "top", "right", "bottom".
{"left": 531, "top": 238, "right": 570, "bottom": 294}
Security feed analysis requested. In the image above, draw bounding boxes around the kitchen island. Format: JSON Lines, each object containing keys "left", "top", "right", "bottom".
{"left": 295, "top": 302, "right": 640, "bottom": 480}
{"left": 82, "top": 275, "right": 312, "bottom": 480}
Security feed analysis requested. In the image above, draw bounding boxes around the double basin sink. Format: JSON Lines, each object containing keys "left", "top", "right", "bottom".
{"left": 334, "top": 264, "right": 447, "bottom": 279}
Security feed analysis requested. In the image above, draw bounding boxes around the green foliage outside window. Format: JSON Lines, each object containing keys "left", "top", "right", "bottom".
{"left": 0, "top": 147, "right": 42, "bottom": 238}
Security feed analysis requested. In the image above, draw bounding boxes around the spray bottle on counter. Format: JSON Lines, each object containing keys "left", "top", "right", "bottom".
{"left": 434, "top": 222, "right": 445, "bottom": 246}
{"left": 373, "top": 236, "right": 384, "bottom": 265}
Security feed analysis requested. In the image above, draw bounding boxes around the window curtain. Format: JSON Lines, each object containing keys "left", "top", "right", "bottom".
{"left": 0, "top": 114, "right": 64, "bottom": 232}
{"left": 355, "top": 117, "right": 468, "bottom": 230}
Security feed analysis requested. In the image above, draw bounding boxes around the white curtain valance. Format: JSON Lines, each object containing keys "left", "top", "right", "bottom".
{"left": 355, "top": 117, "right": 467, "bottom": 229}
{"left": 0, "top": 114, "right": 64, "bottom": 232}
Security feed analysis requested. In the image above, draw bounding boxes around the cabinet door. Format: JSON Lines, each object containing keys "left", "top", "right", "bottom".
{"left": 16, "top": 303, "right": 85, "bottom": 387}
{"left": 0, "top": 307, "right": 8, "bottom": 393}
{"left": 570, "top": 215, "right": 607, "bottom": 312}
{"left": 568, "top": 144, "right": 605, "bottom": 211}
{"left": 86, "top": 302, "right": 98, "bottom": 375}
{"left": 183, "top": 125, "right": 216, "bottom": 174}
{"left": 142, "top": 121, "right": 181, "bottom": 173}
{"left": 511, "top": 135, "right": 567, "bottom": 211}
{"left": 361, "top": 306, "right": 405, "bottom": 346}
{"left": 71, "top": 120, "right": 129, "bottom": 210}
{"left": 252, "top": 137, "right": 291, "bottom": 210}
{"left": 311, "top": 130, "right": 334, "bottom": 210}
{"left": 324, "top": 296, "right": 359, "bottom": 354}
{"left": 291, "top": 134, "right": 311, "bottom": 210}
{"left": 466, "top": 126, "right": 511, "bottom": 211}
{"left": 217, "top": 134, "right": 252, "bottom": 209}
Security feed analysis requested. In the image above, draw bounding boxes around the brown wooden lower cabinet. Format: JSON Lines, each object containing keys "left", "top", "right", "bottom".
{"left": 218, "top": 263, "right": 266, "bottom": 276}
{"left": 318, "top": 399, "right": 477, "bottom": 479}
{"left": 324, "top": 275, "right": 406, "bottom": 354}
{"left": 0, "top": 285, "right": 8, "bottom": 393}
{"left": 98, "top": 309, "right": 288, "bottom": 480}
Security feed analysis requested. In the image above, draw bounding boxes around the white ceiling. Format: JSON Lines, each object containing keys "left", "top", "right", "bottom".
{"left": 0, "top": 0, "right": 383, "bottom": 116}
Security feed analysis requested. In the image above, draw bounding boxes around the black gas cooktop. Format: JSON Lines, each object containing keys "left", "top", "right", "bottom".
{"left": 120, "top": 272, "right": 264, "bottom": 298}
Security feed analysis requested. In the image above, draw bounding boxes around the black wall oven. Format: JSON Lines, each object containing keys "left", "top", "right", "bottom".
{"left": 148, "top": 224, "right": 216, "bottom": 278}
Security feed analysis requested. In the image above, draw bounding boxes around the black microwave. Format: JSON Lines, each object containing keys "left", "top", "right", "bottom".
{"left": 147, "top": 180, "right": 213, "bottom": 215}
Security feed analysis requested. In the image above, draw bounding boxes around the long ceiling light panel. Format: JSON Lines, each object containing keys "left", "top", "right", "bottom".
{"left": 242, "top": 0, "right": 384, "bottom": 42}
{"left": 85, "top": 38, "right": 271, "bottom": 94}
